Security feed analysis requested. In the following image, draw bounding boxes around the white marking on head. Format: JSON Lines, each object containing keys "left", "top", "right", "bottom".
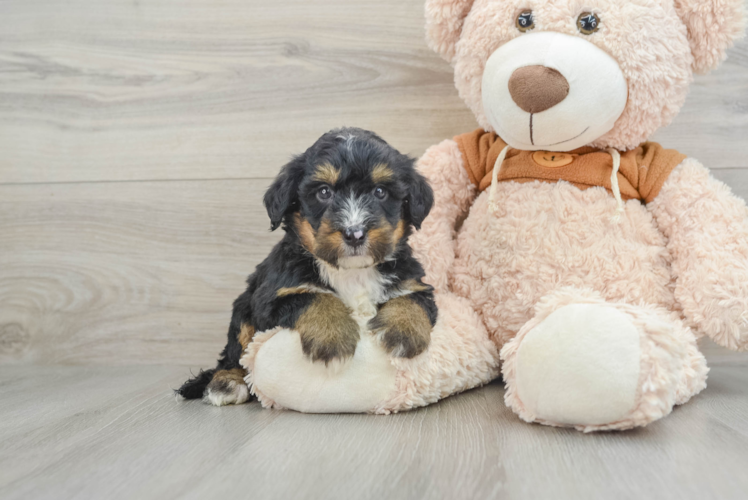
{"left": 337, "top": 133, "right": 356, "bottom": 152}
{"left": 340, "top": 195, "right": 370, "bottom": 228}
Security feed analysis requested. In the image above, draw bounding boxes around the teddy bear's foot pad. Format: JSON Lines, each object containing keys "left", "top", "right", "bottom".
{"left": 248, "top": 329, "right": 397, "bottom": 413}
{"left": 513, "top": 303, "right": 641, "bottom": 427}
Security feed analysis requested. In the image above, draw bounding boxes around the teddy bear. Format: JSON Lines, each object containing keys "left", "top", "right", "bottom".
{"left": 407, "top": 0, "right": 748, "bottom": 431}
{"left": 242, "top": 0, "right": 747, "bottom": 431}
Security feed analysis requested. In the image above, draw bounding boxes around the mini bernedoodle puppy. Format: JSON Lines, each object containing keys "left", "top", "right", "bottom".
{"left": 178, "top": 128, "right": 437, "bottom": 406}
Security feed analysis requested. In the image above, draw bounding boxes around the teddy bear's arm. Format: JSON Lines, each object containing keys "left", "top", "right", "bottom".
{"left": 650, "top": 158, "right": 748, "bottom": 351}
{"left": 409, "top": 139, "right": 477, "bottom": 292}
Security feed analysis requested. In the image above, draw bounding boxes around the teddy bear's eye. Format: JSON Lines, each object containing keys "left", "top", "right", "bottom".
{"left": 577, "top": 12, "right": 600, "bottom": 35}
{"left": 515, "top": 11, "right": 535, "bottom": 32}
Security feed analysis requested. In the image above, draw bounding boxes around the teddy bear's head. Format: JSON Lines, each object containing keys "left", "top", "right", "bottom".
{"left": 426, "top": 0, "right": 744, "bottom": 151}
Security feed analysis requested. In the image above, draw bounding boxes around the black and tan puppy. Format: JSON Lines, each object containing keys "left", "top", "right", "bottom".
{"left": 178, "top": 128, "right": 437, "bottom": 406}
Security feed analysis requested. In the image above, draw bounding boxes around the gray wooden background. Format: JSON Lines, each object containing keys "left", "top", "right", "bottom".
{"left": 1, "top": 0, "right": 746, "bottom": 368}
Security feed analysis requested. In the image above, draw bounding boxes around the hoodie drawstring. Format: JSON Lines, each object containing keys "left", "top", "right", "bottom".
{"left": 488, "top": 145, "right": 511, "bottom": 213}
{"left": 606, "top": 148, "right": 625, "bottom": 222}
{"left": 488, "top": 145, "right": 625, "bottom": 221}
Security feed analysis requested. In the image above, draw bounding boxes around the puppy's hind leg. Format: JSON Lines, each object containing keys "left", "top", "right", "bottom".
{"left": 203, "top": 320, "right": 255, "bottom": 407}
{"left": 177, "top": 366, "right": 250, "bottom": 407}
{"left": 178, "top": 291, "right": 255, "bottom": 406}
{"left": 177, "top": 368, "right": 217, "bottom": 400}
{"left": 204, "top": 368, "right": 250, "bottom": 407}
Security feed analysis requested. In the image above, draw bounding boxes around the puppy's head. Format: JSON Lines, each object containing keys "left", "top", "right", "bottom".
{"left": 264, "top": 128, "right": 433, "bottom": 269}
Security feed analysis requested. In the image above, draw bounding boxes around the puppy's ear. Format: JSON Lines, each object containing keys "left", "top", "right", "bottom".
{"left": 405, "top": 170, "right": 434, "bottom": 230}
{"left": 264, "top": 156, "right": 304, "bottom": 231}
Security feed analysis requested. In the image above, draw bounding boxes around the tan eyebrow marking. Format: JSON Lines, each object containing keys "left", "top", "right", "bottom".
{"left": 313, "top": 163, "right": 340, "bottom": 185}
{"left": 372, "top": 163, "right": 394, "bottom": 183}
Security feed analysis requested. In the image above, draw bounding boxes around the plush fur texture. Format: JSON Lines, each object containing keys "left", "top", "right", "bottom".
{"left": 242, "top": 292, "right": 499, "bottom": 414}
{"left": 674, "top": 0, "right": 747, "bottom": 73}
{"left": 650, "top": 159, "right": 748, "bottom": 351}
{"left": 409, "top": 139, "right": 476, "bottom": 293}
{"left": 426, "top": 0, "right": 745, "bottom": 151}
{"left": 412, "top": 0, "right": 746, "bottom": 430}
{"left": 413, "top": 144, "right": 736, "bottom": 429}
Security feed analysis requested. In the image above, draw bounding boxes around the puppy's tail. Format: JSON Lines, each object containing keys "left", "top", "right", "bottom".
{"left": 176, "top": 368, "right": 216, "bottom": 400}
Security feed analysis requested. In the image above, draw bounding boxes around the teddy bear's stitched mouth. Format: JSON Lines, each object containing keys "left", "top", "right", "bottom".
{"left": 529, "top": 114, "right": 590, "bottom": 148}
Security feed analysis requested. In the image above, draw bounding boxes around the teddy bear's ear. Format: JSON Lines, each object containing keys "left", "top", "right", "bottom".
{"left": 425, "top": 0, "right": 477, "bottom": 62}
{"left": 674, "top": 0, "right": 746, "bottom": 74}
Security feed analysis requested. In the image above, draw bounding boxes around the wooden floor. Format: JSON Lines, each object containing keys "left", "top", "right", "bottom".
{"left": 2, "top": 365, "right": 748, "bottom": 500}
{"left": 1, "top": 0, "right": 748, "bottom": 498}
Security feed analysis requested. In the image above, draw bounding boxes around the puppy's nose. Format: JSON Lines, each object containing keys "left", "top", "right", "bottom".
{"left": 342, "top": 226, "right": 366, "bottom": 247}
{"left": 508, "top": 65, "right": 570, "bottom": 114}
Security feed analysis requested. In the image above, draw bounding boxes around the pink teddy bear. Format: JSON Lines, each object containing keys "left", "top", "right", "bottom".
{"left": 409, "top": 0, "right": 748, "bottom": 431}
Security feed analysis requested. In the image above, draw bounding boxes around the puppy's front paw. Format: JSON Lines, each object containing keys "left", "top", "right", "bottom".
{"left": 296, "top": 294, "right": 360, "bottom": 364}
{"left": 203, "top": 369, "right": 250, "bottom": 406}
{"left": 369, "top": 296, "right": 431, "bottom": 358}
{"left": 300, "top": 327, "right": 359, "bottom": 364}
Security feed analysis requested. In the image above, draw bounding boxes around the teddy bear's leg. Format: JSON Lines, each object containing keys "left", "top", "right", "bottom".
{"left": 500, "top": 288, "right": 708, "bottom": 432}
{"left": 241, "top": 291, "right": 500, "bottom": 413}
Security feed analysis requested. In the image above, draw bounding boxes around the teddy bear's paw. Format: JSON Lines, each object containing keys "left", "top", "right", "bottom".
{"left": 203, "top": 369, "right": 250, "bottom": 407}
{"left": 509, "top": 303, "right": 643, "bottom": 428}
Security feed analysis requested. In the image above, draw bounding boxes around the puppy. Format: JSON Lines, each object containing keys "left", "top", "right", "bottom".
{"left": 178, "top": 127, "right": 437, "bottom": 406}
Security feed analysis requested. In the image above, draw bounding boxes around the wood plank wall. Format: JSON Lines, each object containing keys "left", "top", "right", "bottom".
{"left": 1, "top": 0, "right": 747, "bottom": 366}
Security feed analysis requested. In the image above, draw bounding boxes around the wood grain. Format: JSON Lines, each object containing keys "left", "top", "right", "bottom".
{"left": 0, "top": 2, "right": 746, "bottom": 185}
{"left": 0, "top": 4, "right": 746, "bottom": 366}
{"left": 1, "top": 365, "right": 748, "bottom": 500}
{"left": 0, "top": 179, "right": 281, "bottom": 365}
{"left": 651, "top": 39, "right": 748, "bottom": 167}
{"left": 0, "top": 0, "right": 475, "bottom": 184}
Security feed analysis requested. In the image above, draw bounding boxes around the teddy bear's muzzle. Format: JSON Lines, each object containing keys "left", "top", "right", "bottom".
{"left": 481, "top": 31, "right": 628, "bottom": 152}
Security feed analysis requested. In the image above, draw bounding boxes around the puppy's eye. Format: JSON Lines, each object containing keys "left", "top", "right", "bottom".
{"left": 317, "top": 185, "right": 333, "bottom": 201}
{"left": 577, "top": 12, "right": 600, "bottom": 34}
{"left": 373, "top": 186, "right": 387, "bottom": 200}
{"left": 516, "top": 11, "right": 534, "bottom": 32}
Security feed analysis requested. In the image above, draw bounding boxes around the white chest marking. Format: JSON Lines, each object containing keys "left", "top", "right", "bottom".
{"left": 317, "top": 259, "right": 389, "bottom": 322}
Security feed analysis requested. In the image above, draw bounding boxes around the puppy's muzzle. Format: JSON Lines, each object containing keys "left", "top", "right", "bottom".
{"left": 342, "top": 225, "right": 366, "bottom": 248}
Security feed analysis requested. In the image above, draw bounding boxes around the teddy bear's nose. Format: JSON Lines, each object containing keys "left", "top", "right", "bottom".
{"left": 508, "top": 65, "right": 570, "bottom": 114}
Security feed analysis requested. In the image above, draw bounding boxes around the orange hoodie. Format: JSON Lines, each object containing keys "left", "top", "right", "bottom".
{"left": 454, "top": 128, "right": 686, "bottom": 203}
